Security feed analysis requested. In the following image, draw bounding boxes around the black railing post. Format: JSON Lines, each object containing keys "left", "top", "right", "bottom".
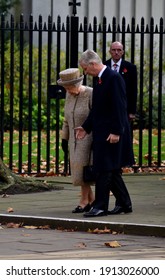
{"left": 18, "top": 14, "right": 24, "bottom": 173}
{"left": 157, "top": 17, "right": 163, "bottom": 166}
{"left": 28, "top": 14, "right": 33, "bottom": 174}
{"left": 148, "top": 17, "right": 154, "bottom": 166}
{"left": 112, "top": 17, "right": 117, "bottom": 42}
{"left": 0, "top": 14, "right": 5, "bottom": 159}
{"left": 9, "top": 14, "right": 15, "bottom": 170}
{"left": 37, "top": 15, "right": 43, "bottom": 174}
{"left": 70, "top": 17, "right": 79, "bottom": 67}
{"left": 46, "top": 15, "right": 53, "bottom": 172}
{"left": 69, "top": 0, "right": 81, "bottom": 67}
{"left": 138, "top": 17, "right": 145, "bottom": 167}
{"left": 49, "top": 85, "right": 66, "bottom": 174}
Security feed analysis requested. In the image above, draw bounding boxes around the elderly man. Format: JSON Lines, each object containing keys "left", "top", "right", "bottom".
{"left": 75, "top": 49, "right": 134, "bottom": 217}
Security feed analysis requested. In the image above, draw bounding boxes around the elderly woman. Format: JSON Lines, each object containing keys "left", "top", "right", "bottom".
{"left": 57, "top": 68, "right": 94, "bottom": 213}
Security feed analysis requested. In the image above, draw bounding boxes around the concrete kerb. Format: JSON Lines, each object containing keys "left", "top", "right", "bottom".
{"left": 1, "top": 173, "right": 165, "bottom": 237}
{"left": 0, "top": 214, "right": 165, "bottom": 237}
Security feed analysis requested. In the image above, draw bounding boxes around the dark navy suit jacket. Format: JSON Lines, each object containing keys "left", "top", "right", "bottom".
{"left": 105, "top": 58, "right": 138, "bottom": 115}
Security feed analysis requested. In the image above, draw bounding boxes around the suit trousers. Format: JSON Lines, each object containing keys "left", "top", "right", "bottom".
{"left": 93, "top": 170, "right": 132, "bottom": 212}
{"left": 110, "top": 170, "right": 132, "bottom": 208}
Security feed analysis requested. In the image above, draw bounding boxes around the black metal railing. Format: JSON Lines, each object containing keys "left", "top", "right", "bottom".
{"left": 0, "top": 12, "right": 165, "bottom": 174}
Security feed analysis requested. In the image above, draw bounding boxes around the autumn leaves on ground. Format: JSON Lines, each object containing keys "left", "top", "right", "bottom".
{"left": 2, "top": 129, "right": 165, "bottom": 174}
{"left": 0, "top": 223, "right": 122, "bottom": 248}
{"left": 1, "top": 129, "right": 165, "bottom": 195}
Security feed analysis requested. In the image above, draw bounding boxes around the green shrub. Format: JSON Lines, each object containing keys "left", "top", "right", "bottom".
{"left": 1, "top": 41, "right": 65, "bottom": 130}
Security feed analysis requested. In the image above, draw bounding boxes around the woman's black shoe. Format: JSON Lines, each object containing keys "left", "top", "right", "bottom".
{"left": 72, "top": 204, "right": 91, "bottom": 213}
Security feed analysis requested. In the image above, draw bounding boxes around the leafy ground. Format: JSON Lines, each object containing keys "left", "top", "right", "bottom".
{"left": 2, "top": 130, "right": 64, "bottom": 174}
{"left": 2, "top": 129, "right": 165, "bottom": 175}
{"left": 132, "top": 129, "right": 165, "bottom": 171}
{"left": 0, "top": 129, "right": 165, "bottom": 195}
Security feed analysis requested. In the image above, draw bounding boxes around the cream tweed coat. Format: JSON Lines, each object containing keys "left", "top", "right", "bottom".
{"left": 61, "top": 86, "right": 93, "bottom": 186}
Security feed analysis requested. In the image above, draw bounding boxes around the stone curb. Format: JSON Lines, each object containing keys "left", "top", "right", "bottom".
{"left": 0, "top": 214, "right": 165, "bottom": 237}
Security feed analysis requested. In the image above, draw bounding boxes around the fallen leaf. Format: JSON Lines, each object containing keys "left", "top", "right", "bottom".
{"left": 88, "top": 227, "right": 112, "bottom": 234}
{"left": 20, "top": 174, "right": 29, "bottom": 177}
{"left": 144, "top": 154, "right": 153, "bottom": 160}
{"left": 63, "top": 228, "right": 75, "bottom": 232}
{"left": 38, "top": 225, "right": 50, "bottom": 230}
{"left": 122, "top": 167, "right": 134, "bottom": 173}
{"left": 111, "top": 231, "right": 119, "bottom": 235}
{"left": 6, "top": 223, "right": 21, "bottom": 228}
{"left": 74, "top": 242, "right": 87, "bottom": 248}
{"left": 34, "top": 173, "right": 45, "bottom": 177}
{"left": 133, "top": 138, "right": 139, "bottom": 145}
{"left": 1, "top": 194, "right": 10, "bottom": 198}
{"left": 153, "top": 129, "right": 158, "bottom": 136}
{"left": 105, "top": 241, "right": 121, "bottom": 248}
{"left": 7, "top": 207, "right": 14, "bottom": 213}
{"left": 56, "top": 227, "right": 76, "bottom": 232}
{"left": 46, "top": 171, "right": 55, "bottom": 176}
{"left": 23, "top": 225, "right": 38, "bottom": 229}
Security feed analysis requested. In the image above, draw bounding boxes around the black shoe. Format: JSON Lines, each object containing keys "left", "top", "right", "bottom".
{"left": 108, "top": 205, "right": 132, "bottom": 215}
{"left": 83, "top": 207, "right": 107, "bottom": 217}
{"left": 72, "top": 204, "right": 91, "bottom": 213}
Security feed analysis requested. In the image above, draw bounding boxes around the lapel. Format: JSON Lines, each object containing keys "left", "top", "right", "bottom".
{"left": 119, "top": 60, "right": 126, "bottom": 74}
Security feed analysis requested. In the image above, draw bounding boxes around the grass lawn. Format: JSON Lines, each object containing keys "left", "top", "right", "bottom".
{"left": 2, "top": 130, "right": 64, "bottom": 173}
{"left": 2, "top": 129, "right": 165, "bottom": 173}
{"left": 133, "top": 129, "right": 165, "bottom": 165}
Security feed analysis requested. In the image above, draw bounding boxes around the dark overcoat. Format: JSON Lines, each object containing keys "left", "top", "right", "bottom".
{"left": 105, "top": 58, "right": 138, "bottom": 115}
{"left": 82, "top": 66, "right": 134, "bottom": 172}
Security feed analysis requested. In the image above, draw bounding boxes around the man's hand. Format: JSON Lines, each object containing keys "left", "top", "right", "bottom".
{"left": 106, "top": 133, "right": 120, "bottom": 143}
{"left": 128, "top": 113, "right": 135, "bottom": 120}
{"left": 74, "top": 126, "right": 87, "bottom": 139}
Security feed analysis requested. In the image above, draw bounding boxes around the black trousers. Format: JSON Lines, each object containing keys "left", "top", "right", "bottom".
{"left": 92, "top": 170, "right": 132, "bottom": 212}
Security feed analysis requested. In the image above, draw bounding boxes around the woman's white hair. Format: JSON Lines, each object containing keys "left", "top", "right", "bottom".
{"left": 73, "top": 80, "right": 83, "bottom": 88}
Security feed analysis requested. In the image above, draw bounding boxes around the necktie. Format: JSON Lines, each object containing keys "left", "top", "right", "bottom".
{"left": 113, "top": 63, "right": 118, "bottom": 72}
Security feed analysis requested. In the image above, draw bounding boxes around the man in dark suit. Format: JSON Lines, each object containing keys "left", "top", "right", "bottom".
{"left": 105, "top": 41, "right": 138, "bottom": 121}
{"left": 105, "top": 41, "right": 138, "bottom": 214}
{"left": 75, "top": 49, "right": 134, "bottom": 217}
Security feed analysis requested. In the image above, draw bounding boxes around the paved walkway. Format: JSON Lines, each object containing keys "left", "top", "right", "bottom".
{"left": 0, "top": 173, "right": 165, "bottom": 260}
{"left": 0, "top": 173, "right": 165, "bottom": 235}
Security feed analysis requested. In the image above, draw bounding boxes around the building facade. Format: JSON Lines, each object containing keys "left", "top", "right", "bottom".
{"left": 18, "top": 0, "right": 165, "bottom": 26}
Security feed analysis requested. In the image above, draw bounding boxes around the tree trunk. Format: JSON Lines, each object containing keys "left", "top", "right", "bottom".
{"left": 0, "top": 158, "right": 62, "bottom": 194}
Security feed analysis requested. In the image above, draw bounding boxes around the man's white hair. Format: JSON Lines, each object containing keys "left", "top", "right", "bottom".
{"left": 79, "top": 49, "right": 102, "bottom": 65}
